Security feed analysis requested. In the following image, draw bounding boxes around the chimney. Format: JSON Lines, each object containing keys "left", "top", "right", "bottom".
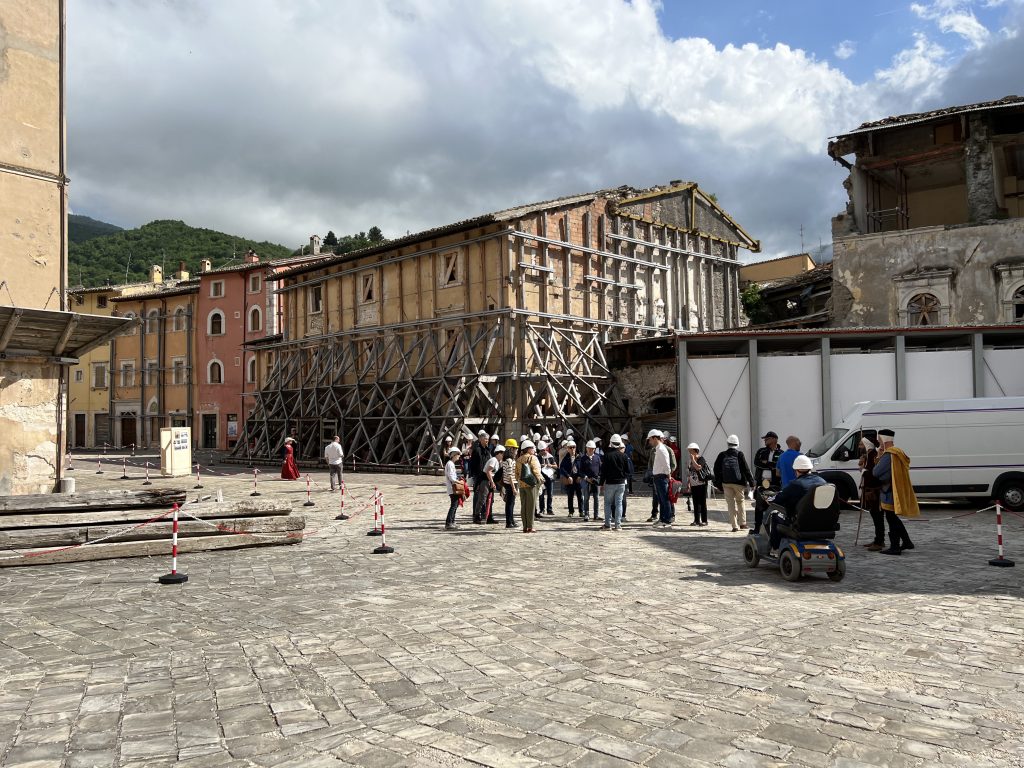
{"left": 244, "top": 249, "right": 259, "bottom": 264}
{"left": 176, "top": 260, "right": 190, "bottom": 281}
{"left": 310, "top": 234, "right": 321, "bottom": 255}
{"left": 150, "top": 265, "right": 163, "bottom": 284}
{"left": 200, "top": 258, "right": 212, "bottom": 273}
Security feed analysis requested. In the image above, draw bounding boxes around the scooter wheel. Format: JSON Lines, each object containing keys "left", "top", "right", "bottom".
{"left": 779, "top": 549, "right": 802, "bottom": 582}
{"left": 827, "top": 560, "right": 846, "bottom": 582}
{"left": 743, "top": 539, "right": 760, "bottom": 568}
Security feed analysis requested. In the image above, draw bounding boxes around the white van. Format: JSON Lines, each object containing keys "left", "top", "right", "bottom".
{"left": 804, "top": 397, "right": 1024, "bottom": 510}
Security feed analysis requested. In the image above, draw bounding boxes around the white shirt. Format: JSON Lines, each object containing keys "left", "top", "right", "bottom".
{"left": 444, "top": 459, "right": 459, "bottom": 494}
{"left": 324, "top": 441, "right": 345, "bottom": 465}
{"left": 651, "top": 442, "right": 672, "bottom": 476}
{"left": 484, "top": 456, "right": 500, "bottom": 480}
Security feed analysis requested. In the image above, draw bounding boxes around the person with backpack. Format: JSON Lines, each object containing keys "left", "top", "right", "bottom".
{"left": 713, "top": 434, "right": 754, "bottom": 532}
{"left": 515, "top": 439, "right": 543, "bottom": 533}
{"left": 685, "top": 442, "right": 712, "bottom": 526}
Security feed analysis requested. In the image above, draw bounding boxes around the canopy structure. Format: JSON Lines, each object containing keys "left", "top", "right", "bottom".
{"left": 0, "top": 305, "right": 134, "bottom": 363}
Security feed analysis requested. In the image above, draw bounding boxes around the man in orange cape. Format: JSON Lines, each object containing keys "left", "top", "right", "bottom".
{"left": 872, "top": 428, "right": 917, "bottom": 555}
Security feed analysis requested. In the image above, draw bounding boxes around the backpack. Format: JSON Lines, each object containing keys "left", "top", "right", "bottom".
{"left": 722, "top": 451, "right": 743, "bottom": 484}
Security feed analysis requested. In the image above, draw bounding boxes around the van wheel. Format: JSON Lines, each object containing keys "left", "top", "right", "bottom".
{"left": 779, "top": 550, "right": 802, "bottom": 582}
{"left": 996, "top": 476, "right": 1024, "bottom": 512}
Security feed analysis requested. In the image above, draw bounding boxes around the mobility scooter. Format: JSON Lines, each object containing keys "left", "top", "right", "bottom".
{"left": 743, "top": 482, "right": 846, "bottom": 582}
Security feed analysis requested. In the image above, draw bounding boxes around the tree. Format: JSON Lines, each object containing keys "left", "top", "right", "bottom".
{"left": 323, "top": 230, "right": 338, "bottom": 247}
{"left": 740, "top": 283, "right": 773, "bottom": 325}
{"left": 368, "top": 226, "right": 385, "bottom": 243}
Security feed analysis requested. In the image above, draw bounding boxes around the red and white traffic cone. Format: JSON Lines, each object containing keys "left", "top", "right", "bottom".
{"left": 989, "top": 501, "right": 1015, "bottom": 568}
{"left": 193, "top": 463, "right": 203, "bottom": 489}
{"left": 373, "top": 494, "right": 395, "bottom": 554}
{"left": 303, "top": 474, "right": 315, "bottom": 507}
{"left": 142, "top": 461, "right": 152, "bottom": 486}
{"left": 368, "top": 487, "right": 382, "bottom": 536}
{"left": 335, "top": 481, "right": 349, "bottom": 520}
{"left": 250, "top": 467, "right": 261, "bottom": 497}
{"left": 120, "top": 456, "right": 129, "bottom": 480}
{"left": 158, "top": 503, "right": 189, "bottom": 584}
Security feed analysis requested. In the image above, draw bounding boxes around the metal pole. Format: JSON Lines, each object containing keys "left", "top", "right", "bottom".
{"left": 989, "top": 501, "right": 1015, "bottom": 567}
{"left": 158, "top": 503, "right": 189, "bottom": 584}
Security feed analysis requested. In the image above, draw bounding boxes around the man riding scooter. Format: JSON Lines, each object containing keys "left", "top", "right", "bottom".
{"left": 766, "top": 455, "right": 825, "bottom": 555}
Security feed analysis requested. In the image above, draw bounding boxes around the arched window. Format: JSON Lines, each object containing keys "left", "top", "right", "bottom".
{"left": 208, "top": 360, "right": 223, "bottom": 384}
{"left": 906, "top": 292, "right": 941, "bottom": 326}
{"left": 123, "top": 311, "right": 137, "bottom": 335}
{"left": 145, "top": 309, "right": 160, "bottom": 334}
{"left": 248, "top": 305, "right": 262, "bottom": 332}
{"left": 208, "top": 310, "right": 224, "bottom": 336}
{"left": 1014, "top": 286, "right": 1024, "bottom": 322}
{"left": 173, "top": 307, "right": 186, "bottom": 332}
{"left": 246, "top": 356, "right": 257, "bottom": 384}
{"left": 147, "top": 397, "right": 159, "bottom": 414}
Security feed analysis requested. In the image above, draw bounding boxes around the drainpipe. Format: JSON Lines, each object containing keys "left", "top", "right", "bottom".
{"left": 187, "top": 302, "right": 194, "bottom": 439}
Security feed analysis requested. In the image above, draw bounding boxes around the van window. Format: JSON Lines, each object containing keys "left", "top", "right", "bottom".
{"left": 805, "top": 428, "right": 845, "bottom": 458}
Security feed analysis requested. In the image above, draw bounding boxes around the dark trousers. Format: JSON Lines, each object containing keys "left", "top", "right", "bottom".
{"left": 654, "top": 475, "right": 672, "bottom": 523}
{"left": 753, "top": 485, "right": 777, "bottom": 533}
{"left": 445, "top": 493, "right": 460, "bottom": 527}
{"left": 328, "top": 464, "right": 343, "bottom": 489}
{"left": 691, "top": 484, "right": 708, "bottom": 524}
{"left": 503, "top": 485, "right": 516, "bottom": 525}
{"left": 540, "top": 478, "right": 554, "bottom": 513}
{"left": 885, "top": 508, "right": 912, "bottom": 549}
{"left": 472, "top": 480, "right": 489, "bottom": 522}
{"left": 863, "top": 489, "right": 884, "bottom": 545}
{"left": 565, "top": 481, "right": 582, "bottom": 514}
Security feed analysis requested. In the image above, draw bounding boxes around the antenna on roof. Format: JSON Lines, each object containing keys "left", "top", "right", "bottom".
{"left": 800, "top": 224, "right": 805, "bottom": 253}
{"left": 125, "top": 251, "right": 132, "bottom": 283}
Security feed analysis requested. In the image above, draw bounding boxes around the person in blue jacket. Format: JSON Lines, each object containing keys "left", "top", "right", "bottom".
{"left": 767, "top": 455, "right": 826, "bottom": 553}
{"left": 777, "top": 435, "right": 802, "bottom": 489}
{"left": 558, "top": 440, "right": 583, "bottom": 516}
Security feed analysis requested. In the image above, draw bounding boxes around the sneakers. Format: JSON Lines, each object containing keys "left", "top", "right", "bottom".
{"left": 731, "top": 527, "right": 739, "bottom": 532}
{"left": 600, "top": 525, "right": 610, "bottom": 531}
{"left": 445, "top": 524, "right": 457, "bottom": 531}
{"left": 505, "top": 523, "right": 516, "bottom": 529}
{"left": 647, "top": 515, "right": 658, "bottom": 523}
{"left": 689, "top": 521, "right": 700, "bottom": 527}
{"left": 614, "top": 525, "right": 621, "bottom": 531}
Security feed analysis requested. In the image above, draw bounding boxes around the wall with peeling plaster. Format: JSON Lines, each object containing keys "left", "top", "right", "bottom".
{"left": 0, "top": 361, "right": 59, "bottom": 494}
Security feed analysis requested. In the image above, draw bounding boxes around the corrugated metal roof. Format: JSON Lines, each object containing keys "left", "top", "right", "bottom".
{"left": 833, "top": 94, "right": 1024, "bottom": 138}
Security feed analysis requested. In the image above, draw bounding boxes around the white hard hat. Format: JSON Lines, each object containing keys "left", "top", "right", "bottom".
{"left": 609, "top": 434, "right": 623, "bottom": 447}
{"left": 556, "top": 430, "right": 563, "bottom": 437}
{"left": 477, "top": 429, "right": 489, "bottom": 437}
{"left": 621, "top": 434, "right": 629, "bottom": 441}
{"left": 585, "top": 440, "right": 596, "bottom": 449}
{"left": 491, "top": 433, "right": 499, "bottom": 440}
{"left": 566, "top": 428, "right": 574, "bottom": 435}
{"left": 647, "top": 429, "right": 663, "bottom": 439}
{"left": 594, "top": 437, "right": 602, "bottom": 443}
{"left": 686, "top": 442, "right": 700, "bottom": 451}
{"left": 520, "top": 434, "right": 528, "bottom": 443}
{"left": 565, "top": 440, "right": 576, "bottom": 447}
{"left": 532, "top": 432, "right": 541, "bottom": 441}
{"left": 444, "top": 436, "right": 453, "bottom": 442}
{"left": 521, "top": 439, "right": 535, "bottom": 450}
{"left": 537, "top": 441, "right": 547, "bottom": 450}
{"left": 794, "top": 455, "right": 814, "bottom": 471}
{"left": 494, "top": 445, "right": 505, "bottom": 453}
{"left": 727, "top": 434, "right": 740, "bottom": 445}
{"left": 449, "top": 447, "right": 461, "bottom": 456}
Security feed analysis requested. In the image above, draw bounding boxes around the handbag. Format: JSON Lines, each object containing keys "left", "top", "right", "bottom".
{"left": 698, "top": 461, "right": 714, "bottom": 483}
{"left": 453, "top": 479, "right": 468, "bottom": 497}
{"left": 519, "top": 460, "right": 539, "bottom": 488}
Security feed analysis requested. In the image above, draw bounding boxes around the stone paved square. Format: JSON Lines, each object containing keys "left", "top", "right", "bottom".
{"left": 0, "top": 456, "right": 1021, "bottom": 767}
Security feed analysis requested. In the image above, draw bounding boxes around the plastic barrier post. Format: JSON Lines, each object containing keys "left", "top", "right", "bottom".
{"left": 303, "top": 474, "right": 315, "bottom": 507}
{"left": 158, "top": 503, "right": 189, "bottom": 584}
{"left": 373, "top": 496, "right": 395, "bottom": 554}
{"left": 120, "top": 457, "right": 129, "bottom": 480}
{"left": 367, "top": 487, "right": 382, "bottom": 536}
{"left": 96, "top": 458, "right": 103, "bottom": 475}
{"left": 989, "top": 501, "right": 1015, "bottom": 568}
{"left": 335, "top": 481, "right": 349, "bottom": 520}
{"left": 194, "top": 464, "right": 203, "bottom": 489}
{"left": 67, "top": 451, "right": 74, "bottom": 471}
{"left": 250, "top": 467, "right": 261, "bottom": 496}
{"left": 130, "top": 442, "right": 136, "bottom": 457}
{"left": 142, "top": 462, "right": 152, "bottom": 486}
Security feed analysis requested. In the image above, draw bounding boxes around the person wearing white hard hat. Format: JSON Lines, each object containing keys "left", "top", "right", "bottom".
{"left": 599, "top": 434, "right": 630, "bottom": 530}
{"left": 647, "top": 429, "right": 674, "bottom": 527}
{"left": 622, "top": 434, "right": 634, "bottom": 497}
{"left": 482, "top": 445, "right": 503, "bottom": 524}
{"left": 489, "top": 433, "right": 501, "bottom": 457}
{"left": 766, "top": 453, "right": 826, "bottom": 553}
{"left": 558, "top": 440, "right": 583, "bottom": 516}
{"left": 713, "top": 435, "right": 754, "bottom": 532}
{"left": 515, "top": 439, "right": 542, "bottom": 532}
{"left": 470, "top": 430, "right": 493, "bottom": 524}
{"left": 538, "top": 440, "right": 557, "bottom": 516}
{"left": 685, "top": 442, "right": 712, "bottom": 526}
{"left": 444, "top": 447, "right": 466, "bottom": 530}
{"left": 578, "top": 440, "right": 601, "bottom": 521}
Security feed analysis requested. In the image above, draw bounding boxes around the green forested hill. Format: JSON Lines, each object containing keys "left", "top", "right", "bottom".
{"left": 69, "top": 219, "right": 294, "bottom": 287}
{"left": 68, "top": 214, "right": 123, "bottom": 244}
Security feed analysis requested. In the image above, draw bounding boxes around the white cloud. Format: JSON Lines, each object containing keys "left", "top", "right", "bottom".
{"left": 64, "top": 0, "right": 1023, "bottom": 266}
{"left": 834, "top": 40, "right": 857, "bottom": 60}
{"left": 911, "top": 1, "right": 992, "bottom": 48}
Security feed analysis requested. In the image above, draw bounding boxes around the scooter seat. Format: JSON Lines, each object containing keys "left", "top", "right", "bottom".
{"left": 777, "top": 525, "right": 838, "bottom": 541}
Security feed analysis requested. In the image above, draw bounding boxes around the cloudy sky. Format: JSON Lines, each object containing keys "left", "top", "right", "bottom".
{"left": 67, "top": 0, "right": 1024, "bottom": 260}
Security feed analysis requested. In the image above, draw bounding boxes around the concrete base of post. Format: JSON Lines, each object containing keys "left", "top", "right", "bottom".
{"left": 335, "top": 513, "right": 350, "bottom": 520}
{"left": 303, "top": 499, "right": 315, "bottom": 507}
{"left": 989, "top": 557, "right": 1015, "bottom": 567}
{"left": 158, "top": 572, "right": 189, "bottom": 584}
{"left": 367, "top": 529, "right": 382, "bottom": 537}
{"left": 372, "top": 544, "right": 394, "bottom": 554}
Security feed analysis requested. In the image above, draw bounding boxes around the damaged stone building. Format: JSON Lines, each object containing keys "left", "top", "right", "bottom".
{"left": 236, "top": 182, "right": 759, "bottom": 466}
{"left": 828, "top": 95, "right": 1024, "bottom": 326}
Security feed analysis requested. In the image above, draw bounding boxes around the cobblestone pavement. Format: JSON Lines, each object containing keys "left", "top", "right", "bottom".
{"left": 0, "top": 453, "right": 1022, "bottom": 767}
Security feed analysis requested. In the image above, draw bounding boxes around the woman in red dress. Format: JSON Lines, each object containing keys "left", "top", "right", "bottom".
{"left": 281, "top": 437, "right": 300, "bottom": 480}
